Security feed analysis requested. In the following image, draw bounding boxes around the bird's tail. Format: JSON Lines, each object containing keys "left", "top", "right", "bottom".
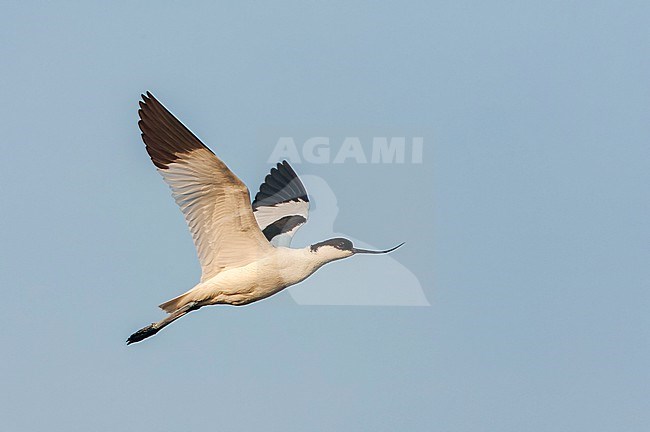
{"left": 158, "top": 292, "right": 192, "bottom": 314}
{"left": 126, "top": 301, "right": 198, "bottom": 345}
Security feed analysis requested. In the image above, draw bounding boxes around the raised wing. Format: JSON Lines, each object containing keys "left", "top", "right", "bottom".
{"left": 252, "top": 161, "right": 310, "bottom": 247}
{"left": 138, "top": 92, "right": 272, "bottom": 282}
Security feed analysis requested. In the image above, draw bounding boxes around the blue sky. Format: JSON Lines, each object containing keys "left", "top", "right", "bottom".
{"left": 1, "top": 2, "right": 649, "bottom": 431}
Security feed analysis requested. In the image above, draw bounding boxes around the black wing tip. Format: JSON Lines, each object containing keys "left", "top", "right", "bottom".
{"left": 139, "top": 91, "right": 160, "bottom": 110}
{"left": 138, "top": 92, "right": 154, "bottom": 117}
{"left": 139, "top": 91, "right": 163, "bottom": 112}
{"left": 136, "top": 91, "right": 211, "bottom": 169}
{"left": 280, "top": 159, "right": 295, "bottom": 172}
{"left": 252, "top": 160, "right": 309, "bottom": 208}
{"left": 278, "top": 159, "right": 295, "bottom": 173}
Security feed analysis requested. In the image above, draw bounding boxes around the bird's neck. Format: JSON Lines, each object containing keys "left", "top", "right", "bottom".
{"left": 301, "top": 246, "right": 347, "bottom": 268}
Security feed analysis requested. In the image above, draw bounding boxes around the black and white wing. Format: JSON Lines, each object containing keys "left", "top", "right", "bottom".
{"left": 252, "top": 161, "right": 310, "bottom": 247}
{"left": 138, "top": 92, "right": 273, "bottom": 283}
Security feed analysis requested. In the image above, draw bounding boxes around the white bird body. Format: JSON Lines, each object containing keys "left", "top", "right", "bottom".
{"left": 127, "top": 92, "right": 401, "bottom": 344}
{"left": 163, "top": 246, "right": 345, "bottom": 309}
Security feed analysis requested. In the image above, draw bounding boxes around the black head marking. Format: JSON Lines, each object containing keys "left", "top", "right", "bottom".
{"left": 310, "top": 238, "right": 354, "bottom": 252}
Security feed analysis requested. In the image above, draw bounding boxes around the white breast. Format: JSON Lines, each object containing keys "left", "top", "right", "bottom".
{"left": 186, "top": 247, "right": 319, "bottom": 306}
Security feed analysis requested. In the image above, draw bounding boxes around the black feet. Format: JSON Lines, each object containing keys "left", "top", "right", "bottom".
{"left": 126, "top": 324, "right": 159, "bottom": 345}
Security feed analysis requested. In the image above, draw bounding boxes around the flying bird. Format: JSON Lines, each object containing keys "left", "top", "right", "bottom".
{"left": 127, "top": 92, "right": 403, "bottom": 344}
